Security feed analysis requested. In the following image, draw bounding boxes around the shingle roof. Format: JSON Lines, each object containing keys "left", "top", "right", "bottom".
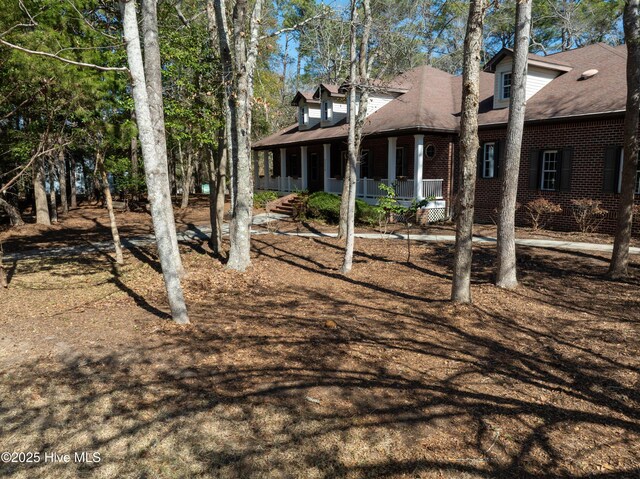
{"left": 254, "top": 43, "right": 627, "bottom": 149}
{"left": 478, "top": 43, "right": 627, "bottom": 126}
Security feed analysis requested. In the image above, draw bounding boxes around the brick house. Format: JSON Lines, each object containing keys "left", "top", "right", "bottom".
{"left": 252, "top": 43, "right": 640, "bottom": 233}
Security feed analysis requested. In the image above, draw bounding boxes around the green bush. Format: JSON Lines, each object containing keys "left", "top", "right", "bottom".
{"left": 254, "top": 190, "right": 278, "bottom": 208}
{"left": 305, "top": 192, "right": 380, "bottom": 225}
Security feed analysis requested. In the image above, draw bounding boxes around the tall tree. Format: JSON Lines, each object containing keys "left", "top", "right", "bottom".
{"left": 120, "top": 0, "right": 189, "bottom": 324}
{"left": 609, "top": 0, "right": 640, "bottom": 279}
{"left": 141, "top": 0, "right": 185, "bottom": 277}
{"left": 495, "top": 0, "right": 532, "bottom": 289}
{"left": 341, "top": 0, "right": 372, "bottom": 274}
{"left": 451, "top": 0, "right": 486, "bottom": 303}
{"left": 213, "top": 0, "right": 264, "bottom": 272}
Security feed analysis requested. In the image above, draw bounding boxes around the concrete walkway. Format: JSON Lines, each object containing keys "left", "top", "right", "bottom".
{"left": 3, "top": 212, "right": 639, "bottom": 261}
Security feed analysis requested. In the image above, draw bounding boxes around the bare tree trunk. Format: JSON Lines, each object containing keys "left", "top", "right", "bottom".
{"left": 496, "top": 0, "right": 532, "bottom": 289}
{"left": 179, "top": 143, "right": 194, "bottom": 209}
{"left": 141, "top": 0, "right": 184, "bottom": 277}
{"left": 0, "top": 197, "right": 24, "bottom": 226}
{"left": 57, "top": 139, "right": 69, "bottom": 215}
{"left": 609, "top": 0, "right": 640, "bottom": 279}
{"left": 48, "top": 159, "right": 58, "bottom": 224}
{"left": 0, "top": 244, "right": 6, "bottom": 288}
{"left": 131, "top": 111, "right": 140, "bottom": 201}
{"left": 338, "top": 170, "right": 350, "bottom": 239}
{"left": 451, "top": 0, "right": 486, "bottom": 303}
{"left": 33, "top": 155, "right": 50, "bottom": 225}
{"left": 341, "top": 0, "right": 372, "bottom": 274}
{"left": 97, "top": 151, "right": 124, "bottom": 264}
{"left": 69, "top": 153, "right": 77, "bottom": 208}
{"left": 121, "top": 0, "right": 189, "bottom": 324}
{"left": 209, "top": 142, "right": 227, "bottom": 255}
{"left": 213, "top": 0, "right": 263, "bottom": 272}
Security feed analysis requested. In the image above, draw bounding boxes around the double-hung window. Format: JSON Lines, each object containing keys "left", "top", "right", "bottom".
{"left": 482, "top": 142, "right": 496, "bottom": 178}
{"left": 322, "top": 100, "right": 332, "bottom": 121}
{"left": 540, "top": 150, "right": 559, "bottom": 191}
{"left": 299, "top": 106, "right": 308, "bottom": 126}
{"left": 502, "top": 72, "right": 512, "bottom": 100}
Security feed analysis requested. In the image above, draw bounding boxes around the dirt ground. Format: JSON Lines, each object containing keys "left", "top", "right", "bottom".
{"left": 0, "top": 203, "right": 639, "bottom": 478}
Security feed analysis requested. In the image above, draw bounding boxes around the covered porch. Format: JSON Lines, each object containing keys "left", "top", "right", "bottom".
{"left": 253, "top": 134, "right": 448, "bottom": 205}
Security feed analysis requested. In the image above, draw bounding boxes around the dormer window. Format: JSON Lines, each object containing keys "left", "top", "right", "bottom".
{"left": 322, "top": 100, "right": 332, "bottom": 121}
{"left": 502, "top": 72, "right": 512, "bottom": 100}
{"left": 299, "top": 106, "right": 309, "bottom": 126}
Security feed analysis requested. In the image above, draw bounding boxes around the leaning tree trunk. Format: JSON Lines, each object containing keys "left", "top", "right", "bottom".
{"left": 451, "top": 0, "right": 486, "bottom": 303}
{"left": 48, "top": 159, "right": 58, "bottom": 224}
{"left": 69, "top": 153, "right": 77, "bottom": 208}
{"left": 33, "top": 155, "right": 50, "bottom": 225}
{"left": 609, "top": 0, "right": 640, "bottom": 279}
{"left": 141, "top": 0, "right": 184, "bottom": 276}
{"left": 97, "top": 151, "right": 124, "bottom": 265}
{"left": 57, "top": 138, "right": 69, "bottom": 215}
{"left": 0, "top": 197, "right": 24, "bottom": 226}
{"left": 121, "top": 0, "right": 189, "bottom": 324}
{"left": 495, "top": 0, "right": 532, "bottom": 289}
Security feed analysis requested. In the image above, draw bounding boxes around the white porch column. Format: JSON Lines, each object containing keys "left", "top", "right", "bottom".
{"left": 300, "top": 146, "right": 308, "bottom": 190}
{"left": 414, "top": 134, "right": 424, "bottom": 200}
{"left": 253, "top": 150, "right": 260, "bottom": 189}
{"left": 323, "top": 143, "right": 331, "bottom": 192}
{"left": 387, "top": 137, "right": 397, "bottom": 184}
{"left": 279, "top": 148, "right": 287, "bottom": 192}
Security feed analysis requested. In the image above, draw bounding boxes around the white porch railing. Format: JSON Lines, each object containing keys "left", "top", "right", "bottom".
{"left": 255, "top": 177, "right": 443, "bottom": 200}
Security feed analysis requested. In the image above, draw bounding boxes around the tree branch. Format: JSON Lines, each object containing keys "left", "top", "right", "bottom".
{"left": 0, "top": 39, "right": 128, "bottom": 72}
{"left": 259, "top": 9, "right": 330, "bottom": 41}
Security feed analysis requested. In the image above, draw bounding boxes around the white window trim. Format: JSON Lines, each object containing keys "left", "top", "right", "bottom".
{"left": 540, "top": 150, "right": 559, "bottom": 191}
{"left": 617, "top": 150, "right": 640, "bottom": 194}
{"left": 502, "top": 72, "right": 512, "bottom": 100}
{"left": 483, "top": 142, "right": 496, "bottom": 178}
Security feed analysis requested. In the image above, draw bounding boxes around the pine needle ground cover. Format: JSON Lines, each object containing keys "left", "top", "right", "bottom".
{"left": 0, "top": 232, "right": 639, "bottom": 478}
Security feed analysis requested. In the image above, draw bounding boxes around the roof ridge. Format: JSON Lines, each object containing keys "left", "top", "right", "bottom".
{"left": 596, "top": 42, "right": 627, "bottom": 60}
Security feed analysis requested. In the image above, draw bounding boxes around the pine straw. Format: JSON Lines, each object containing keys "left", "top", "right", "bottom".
{"left": 0, "top": 236, "right": 639, "bottom": 478}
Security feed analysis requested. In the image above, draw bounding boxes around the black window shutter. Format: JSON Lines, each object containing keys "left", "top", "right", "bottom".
{"left": 559, "top": 147, "right": 573, "bottom": 191}
{"left": 603, "top": 146, "right": 620, "bottom": 193}
{"left": 477, "top": 145, "right": 483, "bottom": 178}
{"left": 528, "top": 149, "right": 541, "bottom": 189}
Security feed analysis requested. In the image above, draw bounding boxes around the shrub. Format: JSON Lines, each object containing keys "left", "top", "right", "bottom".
{"left": 306, "top": 192, "right": 341, "bottom": 222}
{"left": 304, "top": 192, "right": 380, "bottom": 225}
{"left": 253, "top": 190, "right": 278, "bottom": 208}
{"left": 525, "top": 198, "right": 562, "bottom": 231}
{"left": 571, "top": 198, "right": 607, "bottom": 233}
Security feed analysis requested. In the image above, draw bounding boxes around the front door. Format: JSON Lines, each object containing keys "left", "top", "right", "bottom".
{"left": 308, "top": 152, "right": 323, "bottom": 192}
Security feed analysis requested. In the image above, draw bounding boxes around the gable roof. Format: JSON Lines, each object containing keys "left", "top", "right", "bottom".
{"left": 477, "top": 43, "right": 627, "bottom": 126}
{"left": 291, "top": 91, "right": 319, "bottom": 106}
{"left": 254, "top": 43, "right": 627, "bottom": 149}
{"left": 483, "top": 47, "right": 573, "bottom": 73}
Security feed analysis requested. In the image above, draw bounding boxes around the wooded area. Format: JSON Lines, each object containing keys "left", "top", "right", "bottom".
{"left": 1, "top": 0, "right": 639, "bottom": 477}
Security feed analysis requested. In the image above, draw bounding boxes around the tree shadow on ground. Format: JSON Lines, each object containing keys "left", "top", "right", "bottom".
{"left": 1, "top": 237, "right": 639, "bottom": 478}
